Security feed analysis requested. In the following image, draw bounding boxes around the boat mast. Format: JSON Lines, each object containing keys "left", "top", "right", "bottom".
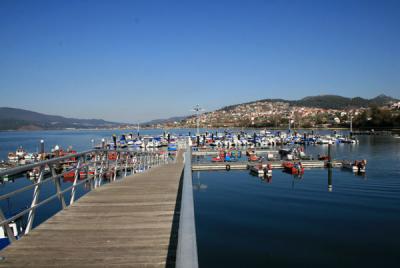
{"left": 350, "top": 115, "right": 353, "bottom": 133}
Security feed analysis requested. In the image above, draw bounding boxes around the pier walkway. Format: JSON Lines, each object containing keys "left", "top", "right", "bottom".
{"left": 0, "top": 151, "right": 185, "bottom": 268}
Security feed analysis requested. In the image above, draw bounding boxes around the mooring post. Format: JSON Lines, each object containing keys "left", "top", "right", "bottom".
{"left": 327, "top": 142, "right": 332, "bottom": 168}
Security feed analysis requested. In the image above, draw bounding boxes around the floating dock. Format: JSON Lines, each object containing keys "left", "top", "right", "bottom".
{"left": 192, "top": 160, "right": 342, "bottom": 171}
{"left": 192, "top": 149, "right": 278, "bottom": 156}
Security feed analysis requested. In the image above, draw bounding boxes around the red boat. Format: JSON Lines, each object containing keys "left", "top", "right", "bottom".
{"left": 212, "top": 155, "right": 224, "bottom": 162}
{"left": 282, "top": 161, "right": 304, "bottom": 175}
{"left": 63, "top": 170, "right": 76, "bottom": 182}
{"left": 108, "top": 152, "right": 118, "bottom": 161}
{"left": 248, "top": 154, "right": 259, "bottom": 162}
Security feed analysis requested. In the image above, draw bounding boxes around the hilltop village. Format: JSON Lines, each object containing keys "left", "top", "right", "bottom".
{"left": 150, "top": 97, "right": 400, "bottom": 129}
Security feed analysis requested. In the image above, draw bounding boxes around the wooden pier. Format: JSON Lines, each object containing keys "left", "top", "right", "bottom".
{"left": 192, "top": 160, "right": 343, "bottom": 171}
{"left": 0, "top": 152, "right": 185, "bottom": 267}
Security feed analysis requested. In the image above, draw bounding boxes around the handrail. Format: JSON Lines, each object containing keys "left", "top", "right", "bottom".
{"left": 176, "top": 144, "right": 199, "bottom": 268}
{"left": 0, "top": 149, "right": 95, "bottom": 177}
{"left": 0, "top": 147, "right": 169, "bottom": 241}
{"left": 0, "top": 148, "right": 163, "bottom": 177}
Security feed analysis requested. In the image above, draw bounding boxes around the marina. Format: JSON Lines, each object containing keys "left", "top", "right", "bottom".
{"left": 1, "top": 1, "right": 399, "bottom": 266}
{"left": 0, "top": 129, "right": 399, "bottom": 268}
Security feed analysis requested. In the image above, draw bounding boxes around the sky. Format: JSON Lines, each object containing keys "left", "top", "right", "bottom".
{"left": 0, "top": 0, "right": 399, "bottom": 123}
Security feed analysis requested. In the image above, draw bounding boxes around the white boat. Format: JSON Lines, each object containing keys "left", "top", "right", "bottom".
{"left": 342, "top": 160, "right": 367, "bottom": 172}
{"left": 7, "top": 153, "right": 19, "bottom": 161}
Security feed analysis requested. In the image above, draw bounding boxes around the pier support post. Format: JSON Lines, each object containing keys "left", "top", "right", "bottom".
{"left": 51, "top": 166, "right": 66, "bottom": 209}
{"left": 70, "top": 159, "right": 82, "bottom": 205}
{"left": 25, "top": 166, "right": 45, "bottom": 234}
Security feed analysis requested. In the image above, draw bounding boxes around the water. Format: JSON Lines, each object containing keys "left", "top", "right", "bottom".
{"left": 193, "top": 135, "right": 400, "bottom": 267}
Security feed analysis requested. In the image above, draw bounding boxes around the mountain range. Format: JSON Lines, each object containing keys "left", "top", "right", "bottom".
{"left": 0, "top": 107, "right": 124, "bottom": 131}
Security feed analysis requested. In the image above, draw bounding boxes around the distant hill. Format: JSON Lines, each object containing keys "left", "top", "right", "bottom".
{"left": 220, "top": 94, "right": 398, "bottom": 111}
{"left": 143, "top": 115, "right": 188, "bottom": 126}
{"left": 0, "top": 107, "right": 125, "bottom": 131}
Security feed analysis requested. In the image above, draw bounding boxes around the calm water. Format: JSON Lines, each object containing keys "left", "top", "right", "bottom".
{"left": 193, "top": 136, "right": 400, "bottom": 267}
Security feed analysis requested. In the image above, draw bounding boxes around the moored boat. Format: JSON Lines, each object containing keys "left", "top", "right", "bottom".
{"left": 249, "top": 163, "right": 272, "bottom": 176}
{"left": 342, "top": 160, "right": 367, "bottom": 172}
{"left": 282, "top": 161, "right": 304, "bottom": 175}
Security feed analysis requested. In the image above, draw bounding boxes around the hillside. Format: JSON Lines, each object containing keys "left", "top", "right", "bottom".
{"left": 220, "top": 94, "right": 398, "bottom": 111}
{"left": 0, "top": 107, "right": 124, "bottom": 131}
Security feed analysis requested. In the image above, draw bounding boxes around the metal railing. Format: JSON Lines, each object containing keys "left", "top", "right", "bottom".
{"left": 0, "top": 148, "right": 169, "bottom": 243}
{"left": 176, "top": 142, "right": 199, "bottom": 268}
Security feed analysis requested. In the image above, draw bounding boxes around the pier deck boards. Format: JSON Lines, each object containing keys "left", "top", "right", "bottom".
{"left": 0, "top": 152, "right": 184, "bottom": 268}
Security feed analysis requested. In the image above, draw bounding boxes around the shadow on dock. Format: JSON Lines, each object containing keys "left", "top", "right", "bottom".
{"left": 166, "top": 168, "right": 184, "bottom": 267}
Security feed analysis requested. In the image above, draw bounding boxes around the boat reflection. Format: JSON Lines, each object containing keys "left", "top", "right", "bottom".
{"left": 193, "top": 171, "right": 207, "bottom": 191}
{"left": 328, "top": 167, "right": 333, "bottom": 192}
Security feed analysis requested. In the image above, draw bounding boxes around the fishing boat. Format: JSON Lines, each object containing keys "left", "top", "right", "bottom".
{"left": 27, "top": 166, "right": 50, "bottom": 179}
{"left": 342, "top": 160, "right": 367, "bottom": 172}
{"left": 249, "top": 163, "right": 272, "bottom": 176}
{"left": 7, "top": 153, "right": 19, "bottom": 161}
{"left": 63, "top": 170, "right": 76, "bottom": 181}
{"left": 8, "top": 147, "right": 27, "bottom": 161}
{"left": 282, "top": 161, "right": 304, "bottom": 175}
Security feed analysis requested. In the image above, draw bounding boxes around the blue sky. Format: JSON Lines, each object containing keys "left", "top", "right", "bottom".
{"left": 1, "top": 0, "right": 399, "bottom": 123}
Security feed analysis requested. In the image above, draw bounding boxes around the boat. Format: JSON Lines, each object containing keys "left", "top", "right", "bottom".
{"left": 168, "top": 144, "right": 177, "bottom": 151}
{"left": 27, "top": 166, "right": 50, "bottom": 179}
{"left": 63, "top": 170, "right": 76, "bottom": 181}
{"left": 342, "top": 160, "right": 367, "bottom": 172}
{"left": 8, "top": 147, "right": 27, "bottom": 161}
{"left": 211, "top": 155, "right": 224, "bottom": 162}
{"left": 249, "top": 163, "right": 272, "bottom": 176}
{"left": 282, "top": 161, "right": 304, "bottom": 175}
{"left": 0, "top": 217, "right": 24, "bottom": 250}
{"left": 248, "top": 154, "right": 259, "bottom": 161}
{"left": 318, "top": 155, "right": 329, "bottom": 161}
{"left": 7, "top": 153, "right": 19, "bottom": 162}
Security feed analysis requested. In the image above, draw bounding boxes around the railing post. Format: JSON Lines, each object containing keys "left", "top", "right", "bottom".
{"left": 51, "top": 166, "right": 66, "bottom": 209}
{"left": 113, "top": 152, "right": 120, "bottom": 181}
{"left": 70, "top": 159, "right": 82, "bottom": 205}
{"left": 124, "top": 153, "right": 129, "bottom": 177}
{"left": 0, "top": 208, "right": 16, "bottom": 242}
{"left": 96, "top": 152, "right": 105, "bottom": 188}
{"left": 25, "top": 166, "right": 45, "bottom": 234}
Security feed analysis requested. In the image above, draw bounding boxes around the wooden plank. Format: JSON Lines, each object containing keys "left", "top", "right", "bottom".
{"left": 0, "top": 151, "right": 184, "bottom": 268}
